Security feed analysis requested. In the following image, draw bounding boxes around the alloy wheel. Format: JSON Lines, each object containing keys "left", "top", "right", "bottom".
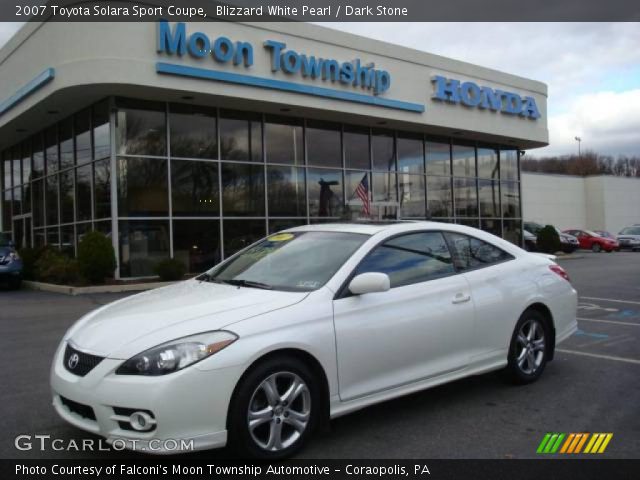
{"left": 515, "top": 319, "right": 545, "bottom": 375}
{"left": 247, "top": 372, "right": 311, "bottom": 451}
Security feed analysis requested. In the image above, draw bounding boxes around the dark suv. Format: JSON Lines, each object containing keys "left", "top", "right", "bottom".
{"left": 0, "top": 233, "right": 23, "bottom": 289}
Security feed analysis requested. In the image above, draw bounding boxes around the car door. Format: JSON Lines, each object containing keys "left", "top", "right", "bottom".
{"left": 333, "top": 231, "right": 475, "bottom": 401}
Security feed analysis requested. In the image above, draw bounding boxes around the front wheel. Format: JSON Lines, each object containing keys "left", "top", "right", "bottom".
{"left": 592, "top": 243, "right": 601, "bottom": 253}
{"left": 504, "top": 310, "right": 550, "bottom": 384}
{"left": 227, "top": 356, "right": 319, "bottom": 459}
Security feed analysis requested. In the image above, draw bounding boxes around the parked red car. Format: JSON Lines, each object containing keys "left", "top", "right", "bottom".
{"left": 563, "top": 229, "right": 619, "bottom": 252}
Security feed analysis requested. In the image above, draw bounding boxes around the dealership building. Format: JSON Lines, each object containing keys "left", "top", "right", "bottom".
{"left": 0, "top": 21, "right": 548, "bottom": 278}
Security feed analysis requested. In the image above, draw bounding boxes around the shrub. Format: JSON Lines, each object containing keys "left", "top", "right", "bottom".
{"left": 77, "top": 231, "right": 116, "bottom": 284}
{"left": 18, "top": 247, "right": 40, "bottom": 280}
{"left": 154, "top": 258, "right": 187, "bottom": 281}
{"left": 537, "top": 225, "right": 561, "bottom": 253}
{"left": 35, "top": 248, "right": 81, "bottom": 285}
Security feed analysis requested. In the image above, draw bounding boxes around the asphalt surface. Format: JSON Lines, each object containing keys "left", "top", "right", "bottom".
{"left": 1, "top": 251, "right": 638, "bottom": 459}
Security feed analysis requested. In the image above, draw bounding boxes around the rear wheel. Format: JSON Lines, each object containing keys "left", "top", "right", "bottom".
{"left": 504, "top": 310, "right": 550, "bottom": 384}
{"left": 592, "top": 243, "right": 601, "bottom": 253}
{"left": 228, "top": 356, "right": 319, "bottom": 459}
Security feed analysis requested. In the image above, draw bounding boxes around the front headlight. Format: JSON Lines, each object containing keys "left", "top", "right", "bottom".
{"left": 9, "top": 251, "right": 20, "bottom": 262}
{"left": 115, "top": 331, "right": 238, "bottom": 376}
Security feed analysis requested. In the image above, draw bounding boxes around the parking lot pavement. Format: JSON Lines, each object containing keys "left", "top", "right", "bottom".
{"left": 1, "top": 251, "right": 639, "bottom": 459}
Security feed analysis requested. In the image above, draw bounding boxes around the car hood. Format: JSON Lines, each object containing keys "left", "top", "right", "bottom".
{"left": 0, "top": 246, "right": 13, "bottom": 258}
{"left": 66, "top": 279, "right": 309, "bottom": 359}
{"left": 617, "top": 235, "right": 640, "bottom": 240}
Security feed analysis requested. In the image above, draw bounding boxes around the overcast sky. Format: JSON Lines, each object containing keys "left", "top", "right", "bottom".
{"left": 1, "top": 22, "right": 639, "bottom": 158}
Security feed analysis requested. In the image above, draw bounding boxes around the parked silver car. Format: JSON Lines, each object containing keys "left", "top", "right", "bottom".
{"left": 617, "top": 226, "right": 640, "bottom": 251}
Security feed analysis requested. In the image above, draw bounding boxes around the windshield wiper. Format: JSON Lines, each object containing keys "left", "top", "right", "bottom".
{"left": 221, "top": 279, "right": 273, "bottom": 290}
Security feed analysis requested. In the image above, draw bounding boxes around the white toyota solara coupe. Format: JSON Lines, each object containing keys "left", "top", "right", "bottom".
{"left": 51, "top": 222, "right": 577, "bottom": 458}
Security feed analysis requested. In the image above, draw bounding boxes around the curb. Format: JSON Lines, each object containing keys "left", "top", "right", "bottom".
{"left": 23, "top": 280, "right": 176, "bottom": 296}
{"left": 555, "top": 254, "right": 585, "bottom": 261}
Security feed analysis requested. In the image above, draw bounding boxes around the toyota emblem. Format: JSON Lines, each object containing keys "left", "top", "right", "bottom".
{"left": 68, "top": 353, "right": 80, "bottom": 370}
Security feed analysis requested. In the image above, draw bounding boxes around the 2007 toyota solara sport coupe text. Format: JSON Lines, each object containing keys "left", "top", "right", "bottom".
{"left": 51, "top": 222, "right": 578, "bottom": 459}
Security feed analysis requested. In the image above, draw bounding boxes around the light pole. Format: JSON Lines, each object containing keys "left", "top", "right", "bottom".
{"left": 574, "top": 136, "right": 582, "bottom": 158}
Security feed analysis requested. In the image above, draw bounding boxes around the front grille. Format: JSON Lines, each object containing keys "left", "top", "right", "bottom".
{"left": 60, "top": 396, "right": 96, "bottom": 421}
{"left": 63, "top": 344, "right": 104, "bottom": 377}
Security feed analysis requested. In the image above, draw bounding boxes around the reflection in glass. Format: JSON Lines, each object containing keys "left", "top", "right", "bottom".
{"left": 456, "top": 218, "right": 479, "bottom": 228}
{"left": 93, "top": 100, "right": 111, "bottom": 160}
{"left": 452, "top": 144, "right": 476, "bottom": 177}
{"left": 307, "top": 168, "right": 342, "bottom": 217}
{"left": 503, "top": 219, "right": 522, "bottom": 246}
{"left": 21, "top": 142, "right": 31, "bottom": 185}
{"left": 223, "top": 219, "right": 266, "bottom": 257}
{"left": 32, "top": 134, "right": 44, "bottom": 179}
{"left": 477, "top": 148, "right": 498, "bottom": 179}
{"left": 173, "top": 220, "right": 221, "bottom": 273}
{"left": 397, "top": 134, "right": 424, "bottom": 174}
{"left": 221, "top": 163, "right": 265, "bottom": 216}
{"left": 45, "top": 127, "right": 58, "bottom": 174}
{"left": 265, "top": 116, "right": 303, "bottom": 165}
{"left": 454, "top": 177, "right": 478, "bottom": 217}
{"left": 75, "top": 108, "right": 92, "bottom": 165}
{"left": 481, "top": 218, "right": 502, "bottom": 237}
{"left": 426, "top": 141, "right": 451, "bottom": 176}
{"left": 372, "top": 130, "right": 395, "bottom": 171}
{"left": 60, "top": 170, "right": 74, "bottom": 224}
{"left": 94, "top": 159, "right": 111, "bottom": 219}
{"left": 344, "top": 171, "right": 369, "bottom": 218}
{"left": 76, "top": 164, "right": 92, "bottom": 222}
{"left": 171, "top": 160, "right": 219, "bottom": 216}
{"left": 269, "top": 219, "right": 306, "bottom": 234}
{"left": 344, "top": 125, "right": 370, "bottom": 170}
{"left": 399, "top": 174, "right": 426, "bottom": 218}
{"left": 46, "top": 174, "right": 58, "bottom": 226}
{"left": 117, "top": 157, "right": 168, "bottom": 217}
{"left": 427, "top": 176, "right": 452, "bottom": 218}
{"left": 12, "top": 187, "right": 21, "bottom": 216}
{"left": 34, "top": 228, "right": 46, "bottom": 248}
{"left": 478, "top": 178, "right": 500, "bottom": 218}
{"left": 170, "top": 104, "right": 217, "bottom": 159}
{"left": 267, "top": 165, "right": 306, "bottom": 217}
{"left": 220, "top": 110, "right": 262, "bottom": 162}
{"left": 373, "top": 173, "right": 398, "bottom": 220}
{"left": 119, "top": 220, "right": 170, "bottom": 277}
{"left": 501, "top": 149, "right": 518, "bottom": 181}
{"left": 3, "top": 155, "right": 11, "bottom": 190}
{"left": 32, "top": 179, "right": 44, "bottom": 228}
{"left": 2, "top": 186, "right": 11, "bottom": 228}
{"left": 60, "top": 225, "right": 75, "bottom": 257}
{"left": 47, "top": 227, "right": 60, "bottom": 249}
{"left": 116, "top": 103, "right": 166, "bottom": 156}
{"left": 307, "top": 120, "right": 341, "bottom": 168}
{"left": 12, "top": 150, "right": 20, "bottom": 187}
{"left": 59, "top": 117, "right": 74, "bottom": 170}
{"left": 501, "top": 181, "right": 520, "bottom": 218}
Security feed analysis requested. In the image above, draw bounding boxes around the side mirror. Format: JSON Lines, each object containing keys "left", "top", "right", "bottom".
{"left": 348, "top": 272, "right": 390, "bottom": 295}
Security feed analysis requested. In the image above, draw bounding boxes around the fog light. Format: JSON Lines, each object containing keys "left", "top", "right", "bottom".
{"left": 129, "top": 411, "right": 154, "bottom": 431}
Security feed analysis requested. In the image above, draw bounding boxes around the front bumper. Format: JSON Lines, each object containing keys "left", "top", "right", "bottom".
{"left": 50, "top": 341, "right": 244, "bottom": 454}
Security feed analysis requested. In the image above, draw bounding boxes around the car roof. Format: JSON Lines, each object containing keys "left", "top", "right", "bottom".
{"left": 284, "top": 221, "right": 497, "bottom": 237}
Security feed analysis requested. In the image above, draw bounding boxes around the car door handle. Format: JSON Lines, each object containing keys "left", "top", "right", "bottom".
{"left": 452, "top": 293, "right": 471, "bottom": 304}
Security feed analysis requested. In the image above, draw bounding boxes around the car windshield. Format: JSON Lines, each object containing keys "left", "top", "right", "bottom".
{"left": 620, "top": 227, "right": 640, "bottom": 235}
{"left": 584, "top": 230, "right": 601, "bottom": 237}
{"left": 204, "top": 231, "right": 369, "bottom": 292}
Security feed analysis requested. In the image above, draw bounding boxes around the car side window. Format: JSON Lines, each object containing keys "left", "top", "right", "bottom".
{"left": 444, "top": 232, "right": 514, "bottom": 271}
{"left": 356, "top": 232, "right": 455, "bottom": 288}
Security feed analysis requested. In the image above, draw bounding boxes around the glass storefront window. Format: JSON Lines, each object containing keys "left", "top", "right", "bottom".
{"left": 344, "top": 170, "right": 369, "bottom": 218}
{"left": 427, "top": 176, "right": 452, "bottom": 218}
{"left": 426, "top": 141, "right": 451, "bottom": 176}
{"left": 220, "top": 110, "right": 262, "bottom": 162}
{"left": 46, "top": 175, "right": 58, "bottom": 226}
{"left": 47, "top": 227, "right": 60, "bottom": 248}
{"left": 12, "top": 148, "right": 20, "bottom": 187}
{"left": 267, "top": 165, "right": 306, "bottom": 217}
{"left": 223, "top": 219, "right": 266, "bottom": 258}
{"left": 501, "top": 181, "right": 520, "bottom": 218}
{"left": 173, "top": 219, "right": 221, "bottom": 273}
{"left": 117, "top": 157, "right": 168, "bottom": 217}
{"left": 477, "top": 147, "right": 499, "bottom": 179}
{"left": 21, "top": 142, "right": 31, "bottom": 185}
{"left": 478, "top": 178, "right": 500, "bottom": 218}
{"left": 60, "top": 170, "right": 74, "bottom": 224}
{"left": 45, "top": 126, "right": 58, "bottom": 174}
{"left": 32, "top": 179, "right": 44, "bottom": 228}
{"left": 93, "top": 100, "right": 111, "bottom": 160}
{"left": 169, "top": 104, "right": 217, "bottom": 159}
{"left": 12, "top": 186, "right": 21, "bottom": 216}
{"left": 171, "top": 160, "right": 219, "bottom": 217}
{"left": 371, "top": 129, "right": 395, "bottom": 172}
{"left": 373, "top": 172, "right": 398, "bottom": 204}
{"left": 456, "top": 218, "right": 479, "bottom": 228}
{"left": 344, "top": 125, "right": 370, "bottom": 170}
{"left": 501, "top": 149, "right": 519, "bottom": 181}
{"left": 306, "top": 120, "right": 341, "bottom": 168}
{"left": 307, "top": 168, "right": 342, "bottom": 218}
{"left": 503, "top": 219, "right": 522, "bottom": 246}
{"left": 399, "top": 174, "right": 426, "bottom": 218}
{"left": 119, "top": 220, "right": 170, "bottom": 277}
{"left": 116, "top": 100, "right": 166, "bottom": 156}
{"left": 94, "top": 159, "right": 111, "bottom": 219}
{"left": 34, "top": 228, "right": 45, "bottom": 248}
{"left": 3, "top": 187, "right": 11, "bottom": 228}
{"left": 452, "top": 144, "right": 476, "bottom": 177}
{"left": 397, "top": 134, "right": 424, "bottom": 174}
{"left": 75, "top": 108, "right": 92, "bottom": 165}
{"left": 481, "top": 218, "right": 502, "bottom": 237}
{"left": 454, "top": 177, "right": 478, "bottom": 218}
{"left": 265, "top": 115, "right": 303, "bottom": 165}
{"left": 60, "top": 225, "right": 75, "bottom": 256}
{"left": 76, "top": 164, "right": 92, "bottom": 222}
{"left": 94, "top": 220, "right": 111, "bottom": 238}
{"left": 76, "top": 222, "right": 90, "bottom": 248}
{"left": 32, "top": 134, "right": 44, "bottom": 179}
{"left": 269, "top": 219, "right": 306, "bottom": 234}
{"left": 3, "top": 154, "right": 11, "bottom": 190}
{"left": 221, "top": 163, "right": 265, "bottom": 216}
{"left": 59, "top": 117, "right": 74, "bottom": 170}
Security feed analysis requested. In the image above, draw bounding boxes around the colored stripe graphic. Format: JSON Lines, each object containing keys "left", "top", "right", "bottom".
{"left": 538, "top": 433, "right": 612, "bottom": 454}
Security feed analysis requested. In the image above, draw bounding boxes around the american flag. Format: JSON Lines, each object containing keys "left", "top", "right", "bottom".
{"left": 355, "top": 173, "right": 371, "bottom": 216}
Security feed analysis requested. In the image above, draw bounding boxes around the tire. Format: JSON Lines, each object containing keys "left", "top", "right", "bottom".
{"left": 504, "top": 309, "right": 550, "bottom": 384}
{"left": 227, "top": 355, "right": 319, "bottom": 460}
{"left": 592, "top": 243, "right": 601, "bottom": 253}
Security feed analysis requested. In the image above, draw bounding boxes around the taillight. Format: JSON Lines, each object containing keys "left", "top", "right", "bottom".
{"left": 549, "top": 264, "right": 570, "bottom": 282}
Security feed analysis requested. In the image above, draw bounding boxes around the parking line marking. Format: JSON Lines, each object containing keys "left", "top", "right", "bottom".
{"left": 557, "top": 349, "right": 640, "bottom": 365}
{"left": 580, "top": 296, "right": 640, "bottom": 306}
{"left": 578, "top": 317, "right": 640, "bottom": 327}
